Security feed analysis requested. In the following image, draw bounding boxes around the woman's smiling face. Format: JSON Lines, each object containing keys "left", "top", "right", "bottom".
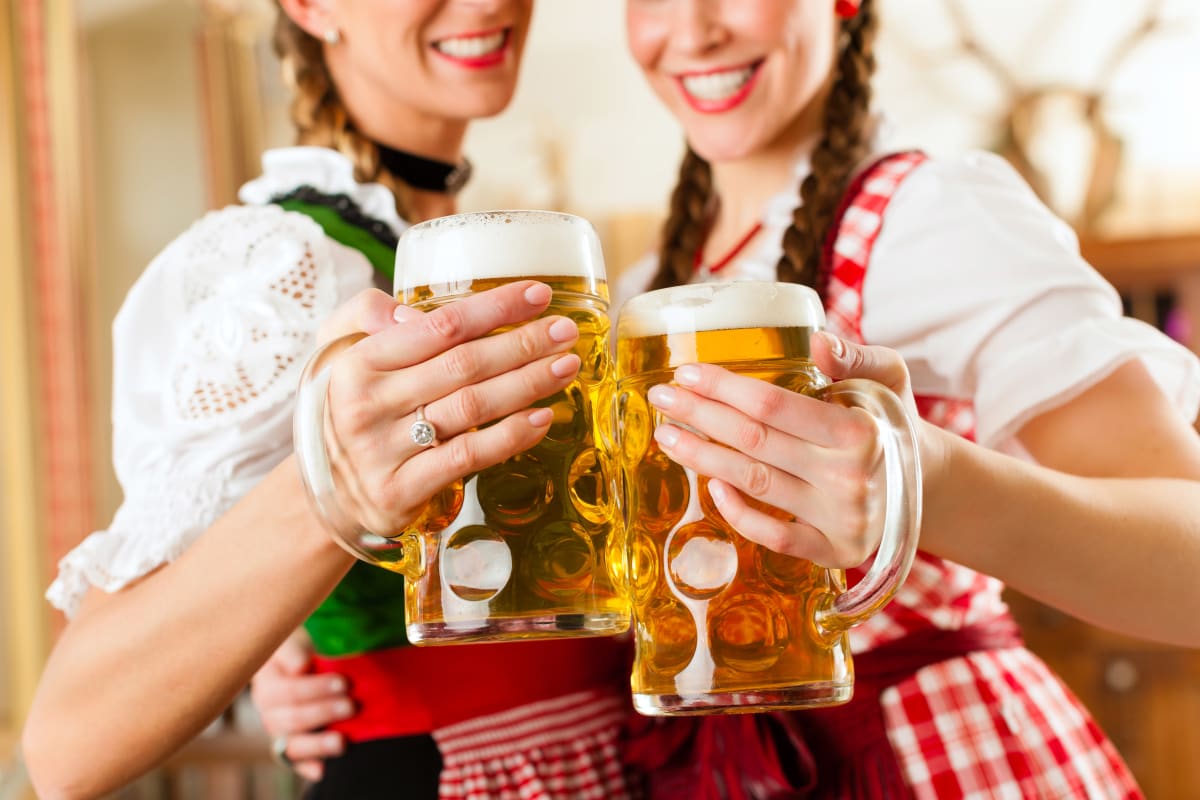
{"left": 625, "top": 0, "right": 837, "bottom": 161}
{"left": 300, "top": 0, "right": 536, "bottom": 123}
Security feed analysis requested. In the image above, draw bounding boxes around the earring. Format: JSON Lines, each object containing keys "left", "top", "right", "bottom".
{"left": 323, "top": 28, "right": 341, "bottom": 45}
{"left": 835, "top": 0, "right": 860, "bottom": 18}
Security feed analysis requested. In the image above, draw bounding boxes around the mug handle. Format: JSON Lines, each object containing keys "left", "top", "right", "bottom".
{"left": 293, "top": 333, "right": 423, "bottom": 578}
{"left": 813, "top": 378, "right": 921, "bottom": 636}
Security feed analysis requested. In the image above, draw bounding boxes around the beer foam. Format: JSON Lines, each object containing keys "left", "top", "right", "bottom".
{"left": 618, "top": 281, "right": 825, "bottom": 337}
{"left": 394, "top": 210, "right": 606, "bottom": 291}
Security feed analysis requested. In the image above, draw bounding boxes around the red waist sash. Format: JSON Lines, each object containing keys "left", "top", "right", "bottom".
{"left": 623, "top": 614, "right": 1025, "bottom": 800}
{"left": 312, "top": 635, "right": 629, "bottom": 743}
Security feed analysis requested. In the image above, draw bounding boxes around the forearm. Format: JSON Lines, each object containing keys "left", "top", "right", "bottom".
{"left": 920, "top": 424, "right": 1200, "bottom": 646}
{"left": 23, "top": 456, "right": 355, "bottom": 799}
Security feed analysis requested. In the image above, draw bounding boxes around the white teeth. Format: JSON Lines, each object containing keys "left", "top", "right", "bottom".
{"left": 681, "top": 66, "right": 756, "bottom": 102}
{"left": 435, "top": 32, "right": 506, "bottom": 59}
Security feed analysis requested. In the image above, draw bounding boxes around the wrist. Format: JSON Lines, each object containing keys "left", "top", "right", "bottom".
{"left": 271, "top": 455, "right": 359, "bottom": 567}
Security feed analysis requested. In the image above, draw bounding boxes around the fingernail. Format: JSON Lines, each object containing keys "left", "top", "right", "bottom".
{"left": 550, "top": 354, "right": 580, "bottom": 379}
{"left": 654, "top": 424, "right": 680, "bottom": 449}
{"left": 548, "top": 317, "right": 578, "bottom": 343}
{"left": 393, "top": 304, "right": 421, "bottom": 324}
{"left": 528, "top": 407, "right": 554, "bottom": 427}
{"left": 328, "top": 676, "right": 346, "bottom": 693}
{"left": 675, "top": 365, "right": 701, "bottom": 386}
{"left": 325, "top": 733, "right": 344, "bottom": 753}
{"left": 334, "top": 700, "right": 355, "bottom": 717}
{"left": 524, "top": 283, "right": 552, "bottom": 305}
{"left": 647, "top": 384, "right": 676, "bottom": 409}
{"left": 708, "top": 480, "right": 728, "bottom": 504}
{"left": 819, "top": 331, "right": 845, "bottom": 359}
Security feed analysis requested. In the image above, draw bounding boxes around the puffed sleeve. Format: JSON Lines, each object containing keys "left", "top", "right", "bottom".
{"left": 47, "top": 205, "right": 373, "bottom": 617}
{"left": 863, "top": 151, "right": 1200, "bottom": 452}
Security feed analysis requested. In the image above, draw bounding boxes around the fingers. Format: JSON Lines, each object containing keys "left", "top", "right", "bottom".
{"left": 647, "top": 383, "right": 831, "bottom": 483}
{"left": 384, "top": 408, "right": 555, "bottom": 514}
{"left": 652, "top": 422, "right": 818, "bottom": 526}
{"left": 252, "top": 672, "right": 349, "bottom": 709}
{"left": 263, "top": 630, "right": 315, "bottom": 677}
{"left": 704, "top": 479, "right": 838, "bottom": 564}
{"left": 317, "top": 289, "right": 401, "bottom": 346}
{"left": 381, "top": 314, "right": 579, "bottom": 416}
{"left": 393, "top": 353, "right": 581, "bottom": 454}
{"left": 259, "top": 695, "right": 356, "bottom": 739}
{"left": 283, "top": 731, "right": 346, "bottom": 781}
{"left": 671, "top": 363, "right": 852, "bottom": 448}
{"left": 295, "top": 759, "right": 326, "bottom": 784}
{"left": 654, "top": 422, "right": 877, "bottom": 568}
{"left": 356, "top": 281, "right": 554, "bottom": 371}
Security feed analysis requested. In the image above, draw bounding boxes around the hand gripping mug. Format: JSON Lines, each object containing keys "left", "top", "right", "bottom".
{"left": 295, "top": 211, "right": 628, "bottom": 645}
{"left": 615, "top": 281, "right": 921, "bottom": 714}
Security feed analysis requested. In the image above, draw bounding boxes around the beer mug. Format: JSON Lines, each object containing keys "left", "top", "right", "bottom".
{"left": 615, "top": 281, "right": 920, "bottom": 714}
{"left": 295, "top": 211, "right": 628, "bottom": 644}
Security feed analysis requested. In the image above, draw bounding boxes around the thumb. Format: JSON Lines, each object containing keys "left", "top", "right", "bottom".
{"left": 273, "top": 630, "right": 315, "bottom": 676}
{"left": 317, "top": 288, "right": 412, "bottom": 346}
{"left": 812, "top": 331, "right": 911, "bottom": 397}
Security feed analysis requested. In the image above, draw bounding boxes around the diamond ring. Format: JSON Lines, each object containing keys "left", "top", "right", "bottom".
{"left": 410, "top": 405, "right": 438, "bottom": 448}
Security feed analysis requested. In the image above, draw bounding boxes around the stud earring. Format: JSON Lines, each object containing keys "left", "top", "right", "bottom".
{"left": 835, "top": 0, "right": 860, "bottom": 19}
{"left": 323, "top": 28, "right": 341, "bottom": 45}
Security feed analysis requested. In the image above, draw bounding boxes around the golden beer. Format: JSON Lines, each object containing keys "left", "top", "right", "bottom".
{"left": 389, "top": 212, "right": 627, "bottom": 644}
{"left": 616, "top": 282, "right": 921, "bottom": 714}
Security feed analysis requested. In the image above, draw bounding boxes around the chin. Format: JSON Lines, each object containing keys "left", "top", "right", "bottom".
{"left": 455, "top": 93, "right": 516, "bottom": 120}
{"left": 685, "top": 128, "right": 768, "bottom": 164}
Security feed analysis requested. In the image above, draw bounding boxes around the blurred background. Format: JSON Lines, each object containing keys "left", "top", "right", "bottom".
{"left": 2, "top": 0, "right": 1199, "bottom": 797}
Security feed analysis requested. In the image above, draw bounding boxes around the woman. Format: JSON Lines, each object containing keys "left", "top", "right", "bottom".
{"left": 614, "top": 0, "right": 1200, "bottom": 796}
{"left": 22, "top": 2, "right": 635, "bottom": 798}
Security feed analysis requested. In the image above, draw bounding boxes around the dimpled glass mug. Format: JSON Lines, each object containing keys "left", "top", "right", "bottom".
{"left": 615, "top": 281, "right": 921, "bottom": 714}
{"left": 294, "top": 211, "right": 627, "bottom": 645}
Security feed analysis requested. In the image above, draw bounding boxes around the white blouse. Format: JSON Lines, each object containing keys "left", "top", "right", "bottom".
{"left": 47, "top": 147, "right": 403, "bottom": 617}
{"left": 618, "top": 150, "right": 1200, "bottom": 452}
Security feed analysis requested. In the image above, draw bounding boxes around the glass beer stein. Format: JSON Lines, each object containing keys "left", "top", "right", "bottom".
{"left": 615, "top": 281, "right": 921, "bottom": 714}
{"left": 295, "top": 211, "right": 627, "bottom": 644}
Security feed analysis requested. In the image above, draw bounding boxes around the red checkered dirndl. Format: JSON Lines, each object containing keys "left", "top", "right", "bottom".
{"left": 824, "top": 152, "right": 1141, "bottom": 799}
{"left": 434, "top": 689, "right": 636, "bottom": 800}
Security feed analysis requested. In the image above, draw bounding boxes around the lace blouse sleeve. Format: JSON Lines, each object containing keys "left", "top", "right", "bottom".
{"left": 47, "top": 205, "right": 360, "bottom": 617}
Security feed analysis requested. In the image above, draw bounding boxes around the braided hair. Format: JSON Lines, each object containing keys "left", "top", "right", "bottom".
{"left": 273, "top": 9, "right": 413, "bottom": 219}
{"left": 650, "top": 0, "right": 879, "bottom": 298}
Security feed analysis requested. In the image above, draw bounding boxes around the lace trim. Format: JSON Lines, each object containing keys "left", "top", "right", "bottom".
{"left": 46, "top": 468, "right": 233, "bottom": 618}
{"left": 167, "top": 205, "right": 338, "bottom": 425}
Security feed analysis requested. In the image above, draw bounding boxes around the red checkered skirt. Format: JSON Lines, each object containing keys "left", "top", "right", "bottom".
{"left": 823, "top": 152, "right": 1142, "bottom": 798}
{"left": 433, "top": 689, "right": 636, "bottom": 800}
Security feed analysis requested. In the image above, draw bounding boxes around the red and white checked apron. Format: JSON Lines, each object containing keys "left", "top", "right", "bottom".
{"left": 827, "top": 152, "right": 1141, "bottom": 799}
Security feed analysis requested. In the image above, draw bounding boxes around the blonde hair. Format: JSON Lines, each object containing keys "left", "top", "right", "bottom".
{"left": 273, "top": 8, "right": 413, "bottom": 219}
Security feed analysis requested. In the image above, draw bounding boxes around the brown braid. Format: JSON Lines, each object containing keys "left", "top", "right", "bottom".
{"left": 649, "top": 148, "right": 713, "bottom": 291}
{"left": 777, "top": 0, "right": 879, "bottom": 296}
{"left": 272, "top": 8, "right": 413, "bottom": 220}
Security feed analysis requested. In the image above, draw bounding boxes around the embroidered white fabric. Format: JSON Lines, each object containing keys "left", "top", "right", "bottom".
{"left": 48, "top": 148, "right": 391, "bottom": 617}
{"left": 615, "top": 150, "right": 1200, "bottom": 452}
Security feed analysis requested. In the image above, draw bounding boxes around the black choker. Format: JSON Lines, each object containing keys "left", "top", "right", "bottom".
{"left": 377, "top": 145, "right": 472, "bottom": 195}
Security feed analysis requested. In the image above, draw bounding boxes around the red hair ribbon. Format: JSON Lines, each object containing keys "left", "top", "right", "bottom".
{"left": 836, "top": 0, "right": 861, "bottom": 18}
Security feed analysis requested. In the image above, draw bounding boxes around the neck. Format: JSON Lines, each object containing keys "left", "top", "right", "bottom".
{"left": 708, "top": 87, "right": 829, "bottom": 239}
{"left": 406, "top": 189, "right": 458, "bottom": 223}
{"left": 333, "top": 66, "right": 469, "bottom": 164}
{"left": 349, "top": 104, "right": 467, "bottom": 224}
{"left": 363, "top": 113, "right": 468, "bottom": 167}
